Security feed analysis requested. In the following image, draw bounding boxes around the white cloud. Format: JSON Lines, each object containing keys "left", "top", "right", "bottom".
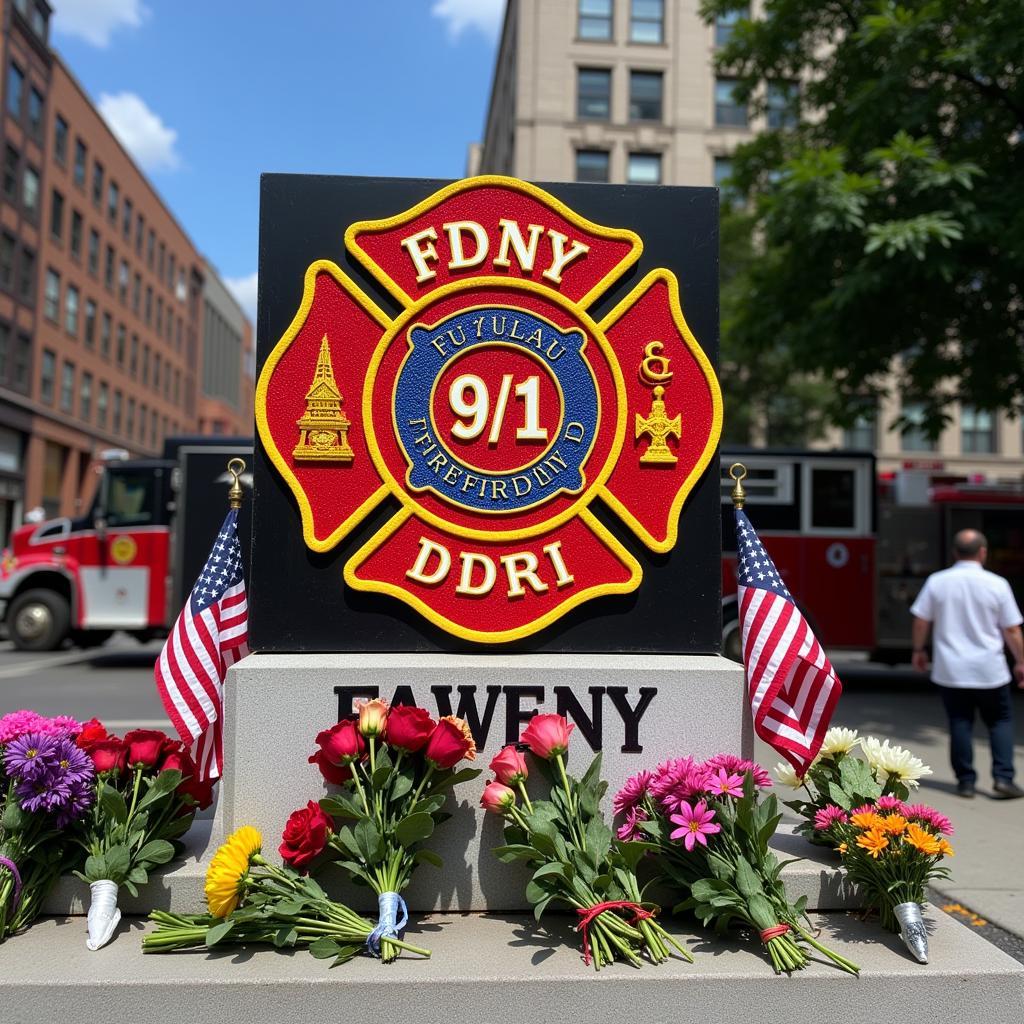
{"left": 52, "top": 0, "right": 147, "bottom": 48}
{"left": 431, "top": 0, "right": 504, "bottom": 40}
{"left": 226, "top": 273, "right": 258, "bottom": 325}
{"left": 98, "top": 92, "right": 180, "bottom": 172}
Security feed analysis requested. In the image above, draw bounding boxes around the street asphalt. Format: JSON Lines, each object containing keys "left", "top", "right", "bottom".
{"left": 2, "top": 638, "right": 1022, "bottom": 955}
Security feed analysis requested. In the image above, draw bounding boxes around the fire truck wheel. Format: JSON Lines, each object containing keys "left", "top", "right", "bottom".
{"left": 70, "top": 629, "right": 113, "bottom": 650}
{"left": 8, "top": 589, "right": 71, "bottom": 652}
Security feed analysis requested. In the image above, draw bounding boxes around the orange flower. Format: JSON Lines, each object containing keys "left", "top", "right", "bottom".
{"left": 937, "top": 839, "right": 955, "bottom": 857}
{"left": 904, "top": 822, "right": 942, "bottom": 855}
{"left": 855, "top": 828, "right": 889, "bottom": 859}
{"left": 851, "top": 811, "right": 884, "bottom": 831}
{"left": 837, "top": 842, "right": 848, "bottom": 854}
{"left": 880, "top": 814, "right": 908, "bottom": 835}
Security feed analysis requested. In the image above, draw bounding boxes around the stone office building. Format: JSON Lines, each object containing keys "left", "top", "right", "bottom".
{"left": 473, "top": 0, "right": 1024, "bottom": 483}
{"left": 199, "top": 260, "right": 253, "bottom": 437}
{"left": 0, "top": 0, "right": 252, "bottom": 543}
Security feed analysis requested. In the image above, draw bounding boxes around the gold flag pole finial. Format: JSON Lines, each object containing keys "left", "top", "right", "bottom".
{"left": 227, "top": 458, "right": 246, "bottom": 510}
{"left": 729, "top": 462, "right": 747, "bottom": 510}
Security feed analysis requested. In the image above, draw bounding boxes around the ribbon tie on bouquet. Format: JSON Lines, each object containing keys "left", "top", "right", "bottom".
{"left": 366, "top": 891, "right": 408, "bottom": 956}
{"left": 576, "top": 900, "right": 655, "bottom": 966}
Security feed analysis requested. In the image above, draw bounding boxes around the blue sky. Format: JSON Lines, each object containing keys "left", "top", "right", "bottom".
{"left": 51, "top": 0, "right": 505, "bottom": 321}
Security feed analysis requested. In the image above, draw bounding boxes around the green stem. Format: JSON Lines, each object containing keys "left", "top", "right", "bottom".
{"left": 516, "top": 780, "right": 534, "bottom": 813}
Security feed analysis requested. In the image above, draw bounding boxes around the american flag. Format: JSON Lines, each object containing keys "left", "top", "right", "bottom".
{"left": 734, "top": 509, "right": 841, "bottom": 775}
{"left": 154, "top": 508, "right": 248, "bottom": 781}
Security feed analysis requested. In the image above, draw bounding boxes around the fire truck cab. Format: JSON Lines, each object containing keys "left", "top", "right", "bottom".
{"left": 0, "top": 438, "right": 250, "bottom": 651}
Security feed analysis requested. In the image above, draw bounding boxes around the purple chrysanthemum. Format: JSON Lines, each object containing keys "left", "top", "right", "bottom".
{"left": 614, "top": 770, "right": 653, "bottom": 816}
{"left": 55, "top": 775, "right": 95, "bottom": 826}
{"left": 3, "top": 732, "right": 58, "bottom": 782}
{"left": 51, "top": 736, "right": 94, "bottom": 786}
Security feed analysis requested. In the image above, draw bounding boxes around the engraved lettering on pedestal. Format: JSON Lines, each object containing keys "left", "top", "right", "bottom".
{"left": 293, "top": 335, "right": 355, "bottom": 463}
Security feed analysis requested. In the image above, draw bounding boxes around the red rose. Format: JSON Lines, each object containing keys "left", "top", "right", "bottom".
{"left": 424, "top": 716, "right": 477, "bottom": 770}
{"left": 384, "top": 705, "right": 437, "bottom": 753}
{"left": 177, "top": 771, "right": 215, "bottom": 811}
{"left": 75, "top": 718, "right": 108, "bottom": 749}
{"left": 279, "top": 800, "right": 333, "bottom": 872}
{"left": 314, "top": 719, "right": 365, "bottom": 767}
{"left": 159, "top": 748, "right": 194, "bottom": 775}
{"left": 88, "top": 737, "right": 128, "bottom": 775}
{"left": 123, "top": 729, "right": 170, "bottom": 768}
{"left": 309, "top": 750, "right": 353, "bottom": 786}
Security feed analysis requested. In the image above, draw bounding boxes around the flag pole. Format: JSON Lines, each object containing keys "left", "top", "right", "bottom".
{"left": 226, "top": 458, "right": 246, "bottom": 510}
{"left": 729, "top": 462, "right": 747, "bottom": 510}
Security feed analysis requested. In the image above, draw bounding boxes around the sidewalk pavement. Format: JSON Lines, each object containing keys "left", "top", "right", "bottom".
{"left": 755, "top": 678, "right": 1024, "bottom": 938}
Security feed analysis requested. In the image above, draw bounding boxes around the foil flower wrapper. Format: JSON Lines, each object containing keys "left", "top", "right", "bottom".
{"left": 86, "top": 879, "right": 121, "bottom": 950}
{"left": 894, "top": 901, "right": 928, "bottom": 963}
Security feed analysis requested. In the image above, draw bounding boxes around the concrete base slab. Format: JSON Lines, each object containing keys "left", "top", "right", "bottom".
{"left": 3, "top": 910, "right": 1022, "bottom": 1022}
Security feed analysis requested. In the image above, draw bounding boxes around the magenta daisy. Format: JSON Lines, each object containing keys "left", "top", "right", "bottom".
{"left": 706, "top": 767, "right": 744, "bottom": 798}
{"left": 703, "top": 754, "right": 773, "bottom": 789}
{"left": 616, "top": 806, "right": 649, "bottom": 842}
{"left": 669, "top": 799, "right": 721, "bottom": 851}
{"left": 614, "top": 770, "right": 653, "bottom": 816}
{"left": 875, "top": 795, "right": 907, "bottom": 814}
{"left": 813, "top": 805, "right": 849, "bottom": 831}
{"left": 904, "top": 804, "right": 954, "bottom": 836}
{"left": 650, "top": 758, "right": 711, "bottom": 813}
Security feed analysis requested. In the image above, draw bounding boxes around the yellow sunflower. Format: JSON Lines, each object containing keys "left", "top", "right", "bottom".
{"left": 851, "top": 810, "right": 884, "bottom": 831}
{"left": 205, "top": 825, "right": 263, "bottom": 918}
{"left": 855, "top": 827, "right": 889, "bottom": 859}
{"left": 904, "top": 823, "right": 942, "bottom": 856}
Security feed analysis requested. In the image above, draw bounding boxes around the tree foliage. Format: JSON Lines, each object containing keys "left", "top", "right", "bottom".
{"left": 704, "top": 0, "right": 1024, "bottom": 438}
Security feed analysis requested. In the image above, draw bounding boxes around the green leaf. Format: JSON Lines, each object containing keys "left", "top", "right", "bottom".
{"left": 532, "top": 861, "right": 573, "bottom": 884}
{"left": 534, "top": 894, "right": 555, "bottom": 921}
{"left": 319, "top": 794, "right": 363, "bottom": 820}
{"left": 274, "top": 926, "right": 298, "bottom": 948}
{"left": 136, "top": 770, "right": 182, "bottom": 812}
{"left": 429, "top": 766, "right": 482, "bottom": 792}
{"left": 614, "top": 839, "right": 658, "bottom": 873}
{"left": 1, "top": 802, "right": 28, "bottom": 831}
{"left": 734, "top": 857, "right": 764, "bottom": 899}
{"left": 136, "top": 839, "right": 176, "bottom": 866}
{"left": 84, "top": 854, "right": 106, "bottom": 881}
{"left": 394, "top": 811, "right": 434, "bottom": 848}
{"left": 308, "top": 937, "right": 342, "bottom": 959}
{"left": 390, "top": 771, "right": 414, "bottom": 802}
{"left": 584, "top": 816, "right": 613, "bottom": 866}
{"left": 493, "top": 844, "right": 540, "bottom": 864}
{"left": 353, "top": 819, "right": 385, "bottom": 864}
{"left": 99, "top": 783, "right": 129, "bottom": 824}
{"left": 104, "top": 845, "right": 131, "bottom": 882}
{"left": 413, "top": 848, "right": 443, "bottom": 869}
{"left": 205, "top": 918, "right": 235, "bottom": 947}
{"left": 127, "top": 865, "right": 149, "bottom": 886}
{"left": 827, "top": 781, "right": 853, "bottom": 810}
{"left": 371, "top": 761, "right": 393, "bottom": 790}
{"left": 334, "top": 825, "right": 362, "bottom": 860}
{"left": 525, "top": 878, "right": 554, "bottom": 905}
{"left": 580, "top": 751, "right": 604, "bottom": 792}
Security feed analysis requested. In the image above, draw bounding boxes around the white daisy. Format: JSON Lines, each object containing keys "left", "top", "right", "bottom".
{"left": 773, "top": 761, "right": 802, "bottom": 789}
{"left": 818, "top": 727, "right": 861, "bottom": 756}
{"left": 861, "top": 736, "right": 932, "bottom": 787}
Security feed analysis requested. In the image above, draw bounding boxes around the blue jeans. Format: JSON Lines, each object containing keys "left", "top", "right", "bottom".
{"left": 937, "top": 684, "right": 1015, "bottom": 785}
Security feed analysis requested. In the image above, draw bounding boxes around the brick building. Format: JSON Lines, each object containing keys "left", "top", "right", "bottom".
{"left": 473, "top": 0, "right": 1024, "bottom": 483}
{"left": 0, "top": 0, "right": 252, "bottom": 545}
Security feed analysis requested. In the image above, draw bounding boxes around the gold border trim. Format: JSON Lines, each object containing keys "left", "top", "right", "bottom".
{"left": 597, "top": 269, "right": 723, "bottom": 554}
{"left": 342, "top": 506, "right": 643, "bottom": 644}
{"left": 344, "top": 174, "right": 644, "bottom": 311}
{"left": 255, "top": 259, "right": 393, "bottom": 553}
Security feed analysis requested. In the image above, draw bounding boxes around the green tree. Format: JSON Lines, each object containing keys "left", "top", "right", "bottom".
{"left": 706, "top": 0, "right": 1023, "bottom": 439}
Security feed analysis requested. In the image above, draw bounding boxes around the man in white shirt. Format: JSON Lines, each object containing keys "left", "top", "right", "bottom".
{"left": 911, "top": 529, "right": 1024, "bottom": 799}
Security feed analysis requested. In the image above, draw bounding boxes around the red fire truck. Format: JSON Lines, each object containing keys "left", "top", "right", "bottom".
{"left": 0, "top": 438, "right": 251, "bottom": 651}
{"left": 720, "top": 448, "right": 1024, "bottom": 662}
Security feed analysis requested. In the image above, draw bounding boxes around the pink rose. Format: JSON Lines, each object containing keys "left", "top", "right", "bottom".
{"left": 480, "top": 781, "right": 516, "bottom": 814}
{"left": 489, "top": 745, "right": 528, "bottom": 785}
{"left": 520, "top": 714, "right": 574, "bottom": 759}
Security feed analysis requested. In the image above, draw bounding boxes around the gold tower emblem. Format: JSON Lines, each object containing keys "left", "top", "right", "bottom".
{"left": 635, "top": 341, "right": 681, "bottom": 465}
{"left": 293, "top": 335, "right": 355, "bottom": 463}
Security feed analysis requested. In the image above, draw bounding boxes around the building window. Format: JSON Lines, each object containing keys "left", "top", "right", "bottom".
{"left": 145, "top": 285, "right": 152, "bottom": 324}
{"left": 28, "top": 88, "right": 43, "bottom": 136}
{"left": 575, "top": 149, "right": 610, "bottom": 183}
{"left": 135, "top": 213, "right": 144, "bottom": 255}
{"left": 714, "top": 155, "right": 733, "bottom": 190}
{"left": 119, "top": 260, "right": 129, "bottom": 302}
{"left": 50, "top": 189, "right": 64, "bottom": 241}
{"left": 0, "top": 322, "right": 8, "bottom": 381}
{"left": 629, "top": 0, "right": 663, "bottom": 44}
{"left": 578, "top": 0, "right": 612, "bottom": 40}
{"left": 70, "top": 209, "right": 83, "bottom": 257}
{"left": 54, "top": 115, "right": 68, "bottom": 164}
{"left": 122, "top": 198, "right": 132, "bottom": 240}
{"left": 12, "top": 332, "right": 30, "bottom": 390}
{"left": 65, "top": 285, "right": 79, "bottom": 336}
{"left": 0, "top": 233, "right": 14, "bottom": 290}
{"left": 142, "top": 345, "right": 149, "bottom": 386}
{"left": 97, "top": 382, "right": 108, "bottom": 428}
{"left": 3, "top": 145, "right": 18, "bottom": 199}
{"left": 60, "top": 361, "right": 74, "bottom": 412}
{"left": 107, "top": 181, "right": 119, "bottom": 223}
{"left": 168, "top": 254, "right": 175, "bottom": 292}
{"left": 130, "top": 334, "right": 138, "bottom": 376}
{"left": 577, "top": 68, "right": 611, "bottom": 120}
{"left": 900, "top": 401, "right": 936, "bottom": 453}
{"left": 30, "top": 2, "right": 47, "bottom": 37}
{"left": 147, "top": 229, "right": 155, "bottom": 267}
{"left": 88, "top": 229, "right": 99, "bottom": 275}
{"left": 629, "top": 70, "right": 663, "bottom": 121}
{"left": 40, "top": 349, "right": 56, "bottom": 404}
{"left": 6, "top": 63, "right": 24, "bottom": 118}
{"left": 132, "top": 273, "right": 141, "bottom": 314}
{"left": 113, "top": 390, "right": 122, "bottom": 434}
{"left": 18, "top": 246, "right": 33, "bottom": 301}
{"left": 766, "top": 81, "right": 799, "bottom": 129}
{"left": 22, "top": 165, "right": 39, "bottom": 215}
{"left": 100, "top": 313, "right": 112, "bottom": 358}
{"left": 843, "top": 403, "right": 877, "bottom": 450}
{"left": 126, "top": 397, "right": 135, "bottom": 439}
{"left": 139, "top": 402, "right": 147, "bottom": 442}
{"left": 44, "top": 269, "right": 60, "bottom": 321}
{"left": 158, "top": 242, "right": 165, "bottom": 280}
{"left": 716, "top": 6, "right": 748, "bottom": 47}
{"left": 92, "top": 161, "right": 104, "bottom": 207}
{"left": 84, "top": 299, "right": 96, "bottom": 347}
{"left": 74, "top": 139, "right": 87, "bottom": 187}
{"left": 715, "top": 77, "right": 747, "bottom": 127}
{"left": 961, "top": 405, "right": 996, "bottom": 454}
{"left": 116, "top": 324, "right": 126, "bottom": 365}
{"left": 627, "top": 152, "right": 662, "bottom": 184}
{"left": 156, "top": 296, "right": 163, "bottom": 334}
{"left": 80, "top": 371, "right": 92, "bottom": 421}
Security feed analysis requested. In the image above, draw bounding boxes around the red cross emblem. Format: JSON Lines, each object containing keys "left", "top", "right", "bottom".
{"left": 256, "top": 177, "right": 722, "bottom": 643}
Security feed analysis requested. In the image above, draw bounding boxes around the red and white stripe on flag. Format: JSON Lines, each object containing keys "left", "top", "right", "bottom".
{"left": 738, "top": 583, "right": 842, "bottom": 775}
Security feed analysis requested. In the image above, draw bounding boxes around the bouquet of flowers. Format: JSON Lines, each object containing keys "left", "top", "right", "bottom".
{"left": 300, "top": 700, "right": 481, "bottom": 961}
{"left": 144, "top": 825, "right": 430, "bottom": 964}
{"left": 0, "top": 711, "right": 95, "bottom": 942}
{"left": 73, "top": 720, "right": 216, "bottom": 950}
{"left": 616, "top": 753, "right": 859, "bottom": 975}
{"left": 481, "top": 713, "right": 692, "bottom": 970}
{"left": 774, "top": 727, "right": 933, "bottom": 844}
